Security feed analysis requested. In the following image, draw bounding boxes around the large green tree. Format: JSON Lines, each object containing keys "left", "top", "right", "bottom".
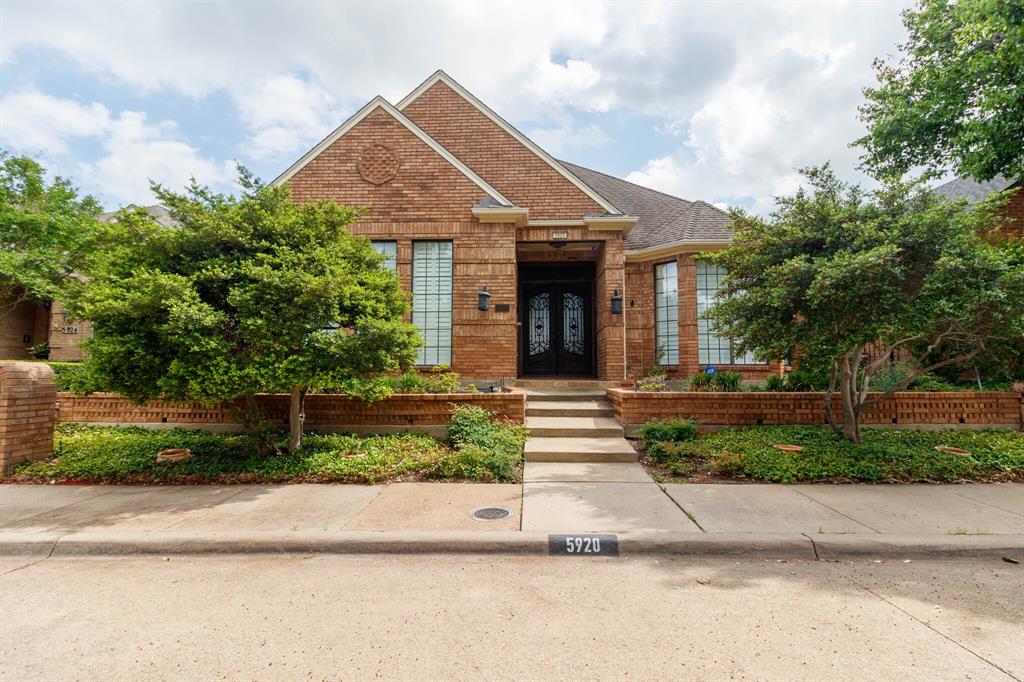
{"left": 705, "top": 165, "right": 1024, "bottom": 442}
{"left": 857, "top": 0, "right": 1024, "bottom": 182}
{"left": 73, "top": 167, "right": 421, "bottom": 452}
{"left": 0, "top": 151, "right": 102, "bottom": 319}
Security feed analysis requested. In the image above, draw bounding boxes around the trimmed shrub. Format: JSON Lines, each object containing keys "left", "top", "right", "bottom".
{"left": 638, "top": 418, "right": 699, "bottom": 446}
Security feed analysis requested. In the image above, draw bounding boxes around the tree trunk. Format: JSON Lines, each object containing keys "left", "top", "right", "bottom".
{"left": 288, "top": 386, "right": 307, "bottom": 454}
{"left": 837, "top": 351, "right": 862, "bottom": 443}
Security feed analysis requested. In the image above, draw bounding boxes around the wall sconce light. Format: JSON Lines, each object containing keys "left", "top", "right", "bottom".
{"left": 478, "top": 286, "right": 491, "bottom": 311}
{"left": 610, "top": 289, "right": 623, "bottom": 315}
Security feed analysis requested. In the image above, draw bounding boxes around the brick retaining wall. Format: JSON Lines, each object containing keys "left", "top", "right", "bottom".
{"left": 0, "top": 362, "right": 57, "bottom": 474}
{"left": 56, "top": 390, "right": 526, "bottom": 431}
{"left": 607, "top": 388, "right": 1023, "bottom": 430}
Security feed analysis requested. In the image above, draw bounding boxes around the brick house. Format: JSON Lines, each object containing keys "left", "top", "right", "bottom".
{"left": 273, "top": 70, "right": 778, "bottom": 384}
{"left": 8, "top": 70, "right": 1017, "bottom": 382}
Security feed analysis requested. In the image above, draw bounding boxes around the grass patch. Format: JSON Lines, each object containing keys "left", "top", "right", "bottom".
{"left": 11, "top": 414, "right": 526, "bottom": 485}
{"left": 638, "top": 425, "right": 1024, "bottom": 484}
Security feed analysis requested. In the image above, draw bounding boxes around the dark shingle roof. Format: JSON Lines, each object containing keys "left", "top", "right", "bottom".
{"left": 559, "top": 161, "right": 732, "bottom": 250}
{"left": 932, "top": 175, "right": 1017, "bottom": 202}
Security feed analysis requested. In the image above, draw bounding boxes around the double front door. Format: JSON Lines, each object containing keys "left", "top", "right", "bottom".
{"left": 521, "top": 283, "right": 594, "bottom": 377}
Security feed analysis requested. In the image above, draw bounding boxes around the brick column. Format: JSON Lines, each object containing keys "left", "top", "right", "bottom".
{"left": 0, "top": 362, "right": 57, "bottom": 475}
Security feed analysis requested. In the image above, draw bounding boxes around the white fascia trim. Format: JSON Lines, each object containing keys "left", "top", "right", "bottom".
{"left": 270, "top": 96, "right": 513, "bottom": 207}
{"left": 624, "top": 239, "right": 733, "bottom": 261}
{"left": 472, "top": 207, "right": 529, "bottom": 227}
{"left": 584, "top": 215, "right": 639, "bottom": 233}
{"left": 397, "top": 70, "right": 623, "bottom": 215}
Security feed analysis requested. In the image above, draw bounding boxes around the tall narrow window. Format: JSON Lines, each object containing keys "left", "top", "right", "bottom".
{"left": 412, "top": 241, "right": 452, "bottom": 366}
{"left": 654, "top": 261, "right": 679, "bottom": 365}
{"left": 371, "top": 240, "right": 397, "bottom": 271}
{"left": 696, "top": 262, "right": 762, "bottom": 364}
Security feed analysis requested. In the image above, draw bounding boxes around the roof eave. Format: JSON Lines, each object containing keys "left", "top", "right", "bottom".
{"left": 624, "top": 238, "right": 732, "bottom": 262}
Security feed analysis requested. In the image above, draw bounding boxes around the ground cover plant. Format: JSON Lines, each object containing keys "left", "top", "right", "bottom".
{"left": 10, "top": 406, "right": 526, "bottom": 485}
{"left": 637, "top": 423, "right": 1023, "bottom": 484}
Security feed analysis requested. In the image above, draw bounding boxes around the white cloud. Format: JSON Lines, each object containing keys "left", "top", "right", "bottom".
{"left": 233, "top": 75, "right": 339, "bottom": 161}
{"left": 0, "top": 87, "right": 110, "bottom": 154}
{"left": 81, "top": 111, "right": 234, "bottom": 207}
{"left": 0, "top": 89, "right": 232, "bottom": 206}
{"left": 527, "top": 122, "right": 612, "bottom": 156}
{"left": 1, "top": 0, "right": 913, "bottom": 212}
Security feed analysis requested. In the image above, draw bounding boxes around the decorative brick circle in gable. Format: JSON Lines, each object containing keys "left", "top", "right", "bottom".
{"left": 357, "top": 144, "right": 400, "bottom": 185}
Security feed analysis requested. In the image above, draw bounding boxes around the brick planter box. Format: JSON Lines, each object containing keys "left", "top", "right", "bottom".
{"left": 57, "top": 390, "right": 525, "bottom": 435}
{"left": 606, "top": 388, "right": 1023, "bottom": 431}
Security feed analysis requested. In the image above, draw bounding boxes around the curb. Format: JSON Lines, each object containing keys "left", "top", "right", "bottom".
{"left": 3, "top": 531, "right": 1022, "bottom": 560}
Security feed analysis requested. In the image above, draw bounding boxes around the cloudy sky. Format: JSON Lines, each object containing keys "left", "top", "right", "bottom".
{"left": 1, "top": 1, "right": 911, "bottom": 213}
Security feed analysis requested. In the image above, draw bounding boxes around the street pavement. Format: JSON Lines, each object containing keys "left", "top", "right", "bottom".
{"left": 1, "top": 554, "right": 1020, "bottom": 681}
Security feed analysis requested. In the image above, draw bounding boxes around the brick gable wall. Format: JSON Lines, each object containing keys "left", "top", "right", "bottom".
{"left": 288, "top": 106, "right": 491, "bottom": 221}
{"left": 402, "top": 81, "right": 605, "bottom": 220}
{"left": 286, "top": 106, "right": 519, "bottom": 380}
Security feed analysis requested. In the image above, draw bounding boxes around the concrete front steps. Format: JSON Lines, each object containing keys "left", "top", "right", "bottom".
{"left": 524, "top": 437, "right": 637, "bottom": 463}
{"left": 520, "top": 385, "right": 637, "bottom": 463}
{"left": 526, "top": 400, "right": 615, "bottom": 418}
{"left": 526, "top": 416, "right": 623, "bottom": 438}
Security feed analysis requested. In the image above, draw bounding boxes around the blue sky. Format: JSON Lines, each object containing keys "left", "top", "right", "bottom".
{"left": 1, "top": 1, "right": 910, "bottom": 213}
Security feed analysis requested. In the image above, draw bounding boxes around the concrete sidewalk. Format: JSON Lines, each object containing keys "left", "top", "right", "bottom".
{"left": 1, "top": 474, "right": 1021, "bottom": 559}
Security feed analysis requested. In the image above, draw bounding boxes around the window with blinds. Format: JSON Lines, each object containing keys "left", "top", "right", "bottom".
{"left": 654, "top": 261, "right": 679, "bottom": 365}
{"left": 370, "top": 240, "right": 397, "bottom": 271}
{"left": 412, "top": 241, "right": 453, "bottom": 366}
{"left": 696, "top": 262, "right": 761, "bottom": 365}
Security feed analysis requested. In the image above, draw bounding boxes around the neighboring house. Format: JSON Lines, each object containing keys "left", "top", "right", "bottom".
{"left": 0, "top": 205, "right": 173, "bottom": 362}
{"left": 933, "top": 174, "right": 1023, "bottom": 239}
{"left": 273, "top": 70, "right": 776, "bottom": 382}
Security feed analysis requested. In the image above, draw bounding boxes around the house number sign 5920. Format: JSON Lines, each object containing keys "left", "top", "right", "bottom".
{"left": 548, "top": 534, "right": 619, "bottom": 556}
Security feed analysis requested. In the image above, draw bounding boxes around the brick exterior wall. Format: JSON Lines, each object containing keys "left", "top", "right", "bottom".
{"left": 57, "top": 390, "right": 526, "bottom": 429}
{"left": 0, "top": 294, "right": 48, "bottom": 360}
{"left": 286, "top": 105, "right": 521, "bottom": 380}
{"left": 999, "top": 185, "right": 1023, "bottom": 239}
{"left": 402, "top": 81, "right": 604, "bottom": 220}
{"left": 607, "top": 388, "right": 1023, "bottom": 429}
{"left": 0, "top": 362, "right": 57, "bottom": 474}
{"left": 625, "top": 256, "right": 784, "bottom": 381}
{"left": 46, "top": 300, "right": 91, "bottom": 361}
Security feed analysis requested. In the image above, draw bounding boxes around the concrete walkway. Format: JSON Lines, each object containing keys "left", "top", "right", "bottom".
{"left": 2, "top": 480, "right": 1021, "bottom": 558}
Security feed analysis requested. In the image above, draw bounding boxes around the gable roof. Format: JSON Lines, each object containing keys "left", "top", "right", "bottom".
{"left": 270, "top": 96, "right": 513, "bottom": 207}
{"left": 932, "top": 174, "right": 1018, "bottom": 202}
{"left": 560, "top": 161, "right": 732, "bottom": 251}
{"left": 397, "top": 70, "right": 623, "bottom": 216}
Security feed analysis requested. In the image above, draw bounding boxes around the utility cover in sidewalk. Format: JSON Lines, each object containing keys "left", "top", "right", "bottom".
{"left": 470, "top": 506, "right": 513, "bottom": 521}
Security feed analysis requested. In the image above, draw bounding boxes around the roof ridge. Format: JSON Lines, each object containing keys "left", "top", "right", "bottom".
{"left": 690, "top": 199, "right": 731, "bottom": 218}
{"left": 559, "top": 160, "right": 693, "bottom": 207}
